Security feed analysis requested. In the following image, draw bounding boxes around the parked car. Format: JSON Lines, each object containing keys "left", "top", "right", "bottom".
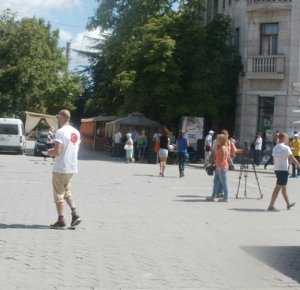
{"left": 34, "top": 131, "right": 52, "bottom": 156}
{"left": 0, "top": 118, "right": 25, "bottom": 154}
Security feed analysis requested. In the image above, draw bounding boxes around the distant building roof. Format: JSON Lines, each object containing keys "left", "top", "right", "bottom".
{"left": 25, "top": 111, "right": 57, "bottom": 119}
{"left": 81, "top": 115, "right": 117, "bottom": 123}
{"left": 107, "top": 113, "right": 161, "bottom": 128}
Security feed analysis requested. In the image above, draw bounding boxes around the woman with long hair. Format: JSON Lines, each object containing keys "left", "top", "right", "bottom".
{"left": 159, "top": 128, "right": 170, "bottom": 177}
{"left": 208, "top": 134, "right": 230, "bottom": 202}
{"left": 221, "top": 129, "right": 237, "bottom": 170}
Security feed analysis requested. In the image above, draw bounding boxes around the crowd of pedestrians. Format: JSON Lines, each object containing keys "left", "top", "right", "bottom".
{"left": 111, "top": 127, "right": 193, "bottom": 177}
{"left": 116, "top": 126, "right": 298, "bottom": 206}
{"left": 204, "top": 129, "right": 300, "bottom": 210}
{"left": 112, "top": 130, "right": 150, "bottom": 162}
{"left": 29, "top": 109, "right": 300, "bottom": 228}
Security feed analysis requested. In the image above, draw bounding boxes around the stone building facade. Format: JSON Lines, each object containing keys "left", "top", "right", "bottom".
{"left": 206, "top": 0, "right": 300, "bottom": 143}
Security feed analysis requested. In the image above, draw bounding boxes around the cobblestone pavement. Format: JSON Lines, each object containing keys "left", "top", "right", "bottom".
{"left": 1, "top": 152, "right": 300, "bottom": 289}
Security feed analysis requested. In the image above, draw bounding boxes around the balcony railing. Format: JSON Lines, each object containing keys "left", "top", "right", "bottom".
{"left": 247, "top": 55, "right": 285, "bottom": 79}
{"left": 247, "top": 0, "right": 292, "bottom": 10}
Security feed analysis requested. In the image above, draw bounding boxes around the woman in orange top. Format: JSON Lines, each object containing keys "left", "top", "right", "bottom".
{"left": 221, "top": 129, "right": 237, "bottom": 169}
{"left": 208, "top": 134, "right": 230, "bottom": 202}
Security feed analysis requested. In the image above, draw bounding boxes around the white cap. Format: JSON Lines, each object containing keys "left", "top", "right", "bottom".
{"left": 209, "top": 130, "right": 214, "bottom": 135}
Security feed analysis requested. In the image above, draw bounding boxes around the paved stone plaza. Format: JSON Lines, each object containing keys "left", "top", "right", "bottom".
{"left": 1, "top": 152, "right": 300, "bottom": 289}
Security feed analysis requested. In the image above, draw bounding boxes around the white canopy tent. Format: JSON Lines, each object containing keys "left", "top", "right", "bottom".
{"left": 25, "top": 111, "right": 58, "bottom": 136}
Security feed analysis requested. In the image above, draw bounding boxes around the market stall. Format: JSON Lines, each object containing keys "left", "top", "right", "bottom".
{"left": 80, "top": 115, "right": 117, "bottom": 150}
{"left": 105, "top": 113, "right": 162, "bottom": 162}
{"left": 105, "top": 113, "right": 161, "bottom": 138}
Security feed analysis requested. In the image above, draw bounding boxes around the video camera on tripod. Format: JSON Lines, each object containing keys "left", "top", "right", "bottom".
{"left": 235, "top": 142, "right": 263, "bottom": 200}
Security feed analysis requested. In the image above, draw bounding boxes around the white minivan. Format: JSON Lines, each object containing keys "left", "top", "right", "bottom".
{"left": 0, "top": 118, "right": 26, "bottom": 154}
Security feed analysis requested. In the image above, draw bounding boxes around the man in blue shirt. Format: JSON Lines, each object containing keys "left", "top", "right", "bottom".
{"left": 177, "top": 132, "right": 188, "bottom": 178}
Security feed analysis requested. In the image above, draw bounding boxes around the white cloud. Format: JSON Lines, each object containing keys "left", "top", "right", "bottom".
{"left": 72, "top": 28, "right": 103, "bottom": 52}
{"left": 0, "top": 0, "right": 100, "bottom": 70}
{"left": 59, "top": 29, "right": 73, "bottom": 43}
{"left": 0, "top": 0, "right": 80, "bottom": 16}
{"left": 69, "top": 28, "right": 104, "bottom": 71}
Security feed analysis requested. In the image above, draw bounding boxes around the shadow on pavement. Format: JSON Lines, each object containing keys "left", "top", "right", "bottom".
{"left": 235, "top": 196, "right": 264, "bottom": 200}
{"left": 177, "top": 194, "right": 209, "bottom": 198}
{"left": 243, "top": 246, "right": 300, "bottom": 283}
{"left": 134, "top": 174, "right": 178, "bottom": 179}
{"left": 174, "top": 198, "right": 209, "bottom": 203}
{"left": 229, "top": 208, "right": 267, "bottom": 213}
{"left": 134, "top": 174, "right": 160, "bottom": 178}
{"left": 0, "top": 224, "right": 49, "bottom": 230}
{"left": 79, "top": 150, "right": 120, "bottom": 162}
{"left": 79, "top": 149, "right": 153, "bottom": 165}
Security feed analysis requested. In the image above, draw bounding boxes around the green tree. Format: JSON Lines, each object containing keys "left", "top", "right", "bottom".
{"left": 172, "top": 11, "right": 241, "bottom": 127}
{"left": 89, "top": 0, "right": 241, "bottom": 128}
{"left": 90, "top": 0, "right": 175, "bottom": 31}
{"left": 0, "top": 10, "right": 81, "bottom": 116}
{"left": 112, "top": 15, "right": 182, "bottom": 122}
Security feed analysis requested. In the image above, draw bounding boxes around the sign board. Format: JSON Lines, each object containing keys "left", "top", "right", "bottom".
{"left": 181, "top": 117, "right": 204, "bottom": 146}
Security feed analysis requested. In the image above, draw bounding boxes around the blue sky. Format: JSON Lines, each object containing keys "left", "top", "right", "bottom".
{"left": 0, "top": 0, "right": 99, "bottom": 70}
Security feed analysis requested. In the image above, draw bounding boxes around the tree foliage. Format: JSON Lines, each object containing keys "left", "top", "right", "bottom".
{"left": 0, "top": 11, "right": 81, "bottom": 117}
{"left": 88, "top": 0, "right": 241, "bottom": 127}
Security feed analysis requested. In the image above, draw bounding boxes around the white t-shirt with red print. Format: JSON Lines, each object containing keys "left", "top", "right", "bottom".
{"left": 53, "top": 125, "right": 81, "bottom": 174}
{"left": 272, "top": 143, "right": 293, "bottom": 172}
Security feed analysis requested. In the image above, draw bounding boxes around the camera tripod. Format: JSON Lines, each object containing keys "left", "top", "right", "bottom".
{"left": 236, "top": 157, "right": 263, "bottom": 200}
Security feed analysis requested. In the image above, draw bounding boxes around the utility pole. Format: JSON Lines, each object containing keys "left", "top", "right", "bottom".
{"left": 66, "top": 41, "right": 71, "bottom": 70}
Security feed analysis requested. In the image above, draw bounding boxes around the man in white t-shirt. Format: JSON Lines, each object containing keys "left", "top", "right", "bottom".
{"left": 268, "top": 132, "right": 300, "bottom": 211}
{"left": 114, "top": 131, "right": 122, "bottom": 144}
{"left": 48, "top": 109, "right": 81, "bottom": 229}
{"left": 204, "top": 130, "right": 214, "bottom": 165}
{"left": 254, "top": 133, "right": 263, "bottom": 165}
{"left": 112, "top": 131, "right": 122, "bottom": 157}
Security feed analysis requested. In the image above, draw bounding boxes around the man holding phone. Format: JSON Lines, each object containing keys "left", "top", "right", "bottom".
{"left": 48, "top": 109, "right": 81, "bottom": 229}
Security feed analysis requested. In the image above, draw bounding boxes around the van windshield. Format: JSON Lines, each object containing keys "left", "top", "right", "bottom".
{"left": 0, "top": 124, "right": 19, "bottom": 135}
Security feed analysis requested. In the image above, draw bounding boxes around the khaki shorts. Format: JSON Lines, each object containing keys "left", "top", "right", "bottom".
{"left": 52, "top": 173, "right": 73, "bottom": 203}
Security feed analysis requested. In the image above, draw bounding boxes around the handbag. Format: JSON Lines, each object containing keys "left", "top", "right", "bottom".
{"left": 205, "top": 145, "right": 211, "bottom": 152}
{"left": 205, "top": 164, "right": 216, "bottom": 176}
{"left": 124, "top": 144, "right": 132, "bottom": 150}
